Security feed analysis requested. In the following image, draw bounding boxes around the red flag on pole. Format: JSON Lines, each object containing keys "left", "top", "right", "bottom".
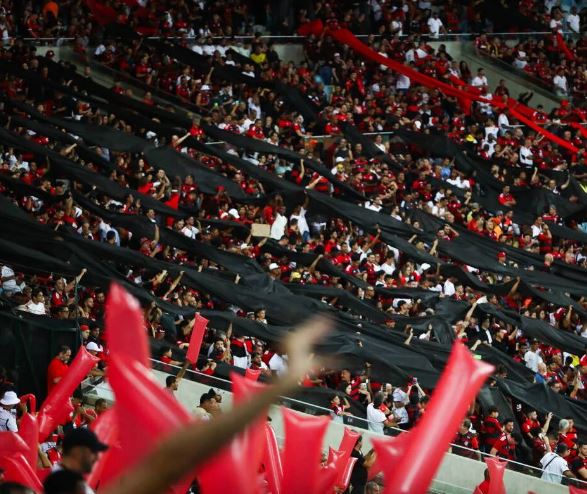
{"left": 185, "top": 313, "right": 209, "bottom": 364}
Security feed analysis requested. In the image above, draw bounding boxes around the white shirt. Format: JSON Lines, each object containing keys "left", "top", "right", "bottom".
{"left": 23, "top": 301, "right": 46, "bottom": 315}
{"left": 553, "top": 74, "right": 568, "bottom": 93}
{"left": 268, "top": 353, "right": 288, "bottom": 375}
{"left": 181, "top": 225, "right": 199, "bottom": 239}
{"left": 520, "top": 146, "right": 533, "bottom": 166}
{"left": 524, "top": 350, "right": 543, "bottom": 373}
{"left": 443, "top": 279, "right": 456, "bottom": 296}
{"left": 367, "top": 403, "right": 386, "bottom": 434}
{"left": 393, "top": 406, "right": 409, "bottom": 425}
{"left": 396, "top": 74, "right": 411, "bottom": 90}
{"left": 270, "top": 213, "right": 288, "bottom": 240}
{"left": 540, "top": 452, "right": 569, "bottom": 483}
{"left": 0, "top": 408, "right": 17, "bottom": 432}
{"left": 471, "top": 75, "right": 488, "bottom": 87}
{"left": 498, "top": 112, "right": 510, "bottom": 132}
{"left": 1, "top": 265, "right": 17, "bottom": 291}
{"left": 566, "top": 13, "right": 580, "bottom": 33}
{"left": 290, "top": 208, "right": 309, "bottom": 238}
{"left": 427, "top": 17, "right": 443, "bottom": 37}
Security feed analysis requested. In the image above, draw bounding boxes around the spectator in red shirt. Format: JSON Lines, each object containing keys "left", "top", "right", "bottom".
{"left": 451, "top": 418, "right": 481, "bottom": 460}
{"left": 481, "top": 406, "right": 502, "bottom": 452}
{"left": 498, "top": 185, "right": 516, "bottom": 207}
{"left": 46, "top": 346, "right": 71, "bottom": 393}
{"left": 490, "top": 418, "right": 517, "bottom": 460}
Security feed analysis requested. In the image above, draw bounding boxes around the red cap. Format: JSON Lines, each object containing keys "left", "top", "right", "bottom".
{"left": 580, "top": 355, "right": 587, "bottom": 368}
{"left": 80, "top": 324, "right": 90, "bottom": 331}
{"left": 497, "top": 251, "right": 507, "bottom": 258}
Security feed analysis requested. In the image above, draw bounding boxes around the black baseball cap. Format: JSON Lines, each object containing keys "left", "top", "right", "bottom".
{"left": 62, "top": 428, "right": 108, "bottom": 454}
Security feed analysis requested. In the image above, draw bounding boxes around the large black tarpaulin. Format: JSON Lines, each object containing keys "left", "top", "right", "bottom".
{"left": 1, "top": 49, "right": 587, "bottom": 432}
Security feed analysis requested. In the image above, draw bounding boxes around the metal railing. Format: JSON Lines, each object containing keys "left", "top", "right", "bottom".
{"left": 80, "top": 358, "right": 587, "bottom": 488}
{"left": 5, "top": 30, "right": 578, "bottom": 45}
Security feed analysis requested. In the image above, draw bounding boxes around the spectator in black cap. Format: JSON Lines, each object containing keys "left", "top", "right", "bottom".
{"left": 46, "top": 428, "right": 108, "bottom": 494}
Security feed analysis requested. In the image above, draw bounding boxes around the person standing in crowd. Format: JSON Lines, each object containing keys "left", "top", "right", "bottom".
{"left": 349, "top": 434, "right": 377, "bottom": 494}
{"left": 0, "top": 391, "right": 20, "bottom": 432}
{"left": 540, "top": 443, "right": 575, "bottom": 484}
{"left": 164, "top": 361, "right": 189, "bottom": 399}
{"left": 450, "top": 419, "right": 481, "bottom": 460}
{"left": 43, "top": 469, "right": 86, "bottom": 494}
{"left": 489, "top": 418, "right": 517, "bottom": 461}
{"left": 481, "top": 407, "right": 502, "bottom": 453}
{"left": 570, "top": 442, "right": 587, "bottom": 481}
{"left": 46, "top": 428, "right": 108, "bottom": 494}
{"left": 366, "top": 392, "right": 396, "bottom": 434}
{"left": 47, "top": 346, "right": 72, "bottom": 393}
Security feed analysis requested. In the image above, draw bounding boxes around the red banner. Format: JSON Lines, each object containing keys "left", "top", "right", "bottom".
{"left": 299, "top": 24, "right": 580, "bottom": 156}
{"left": 186, "top": 313, "right": 209, "bottom": 364}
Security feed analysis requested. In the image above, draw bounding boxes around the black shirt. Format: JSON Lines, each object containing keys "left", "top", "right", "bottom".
{"left": 350, "top": 448, "right": 367, "bottom": 489}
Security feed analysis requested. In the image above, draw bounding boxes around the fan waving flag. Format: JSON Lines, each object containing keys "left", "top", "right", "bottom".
{"left": 186, "top": 313, "right": 209, "bottom": 364}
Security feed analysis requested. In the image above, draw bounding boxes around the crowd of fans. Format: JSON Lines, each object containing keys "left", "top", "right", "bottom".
{"left": 475, "top": 28, "right": 587, "bottom": 100}
{"left": 0, "top": 0, "right": 586, "bottom": 492}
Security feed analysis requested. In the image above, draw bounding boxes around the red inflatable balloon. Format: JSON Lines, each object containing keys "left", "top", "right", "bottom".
{"left": 0, "top": 453, "right": 43, "bottom": 492}
{"left": 87, "top": 409, "right": 119, "bottom": 490}
{"left": 20, "top": 393, "right": 37, "bottom": 413}
{"left": 105, "top": 282, "right": 150, "bottom": 369}
{"left": 337, "top": 457, "right": 358, "bottom": 491}
{"left": 371, "top": 342, "right": 494, "bottom": 494}
{"left": 185, "top": 313, "right": 209, "bottom": 365}
{"left": 485, "top": 457, "right": 507, "bottom": 494}
{"left": 335, "top": 427, "right": 360, "bottom": 486}
{"left": 18, "top": 413, "right": 39, "bottom": 470}
{"left": 0, "top": 431, "right": 29, "bottom": 454}
{"left": 37, "top": 345, "right": 100, "bottom": 442}
{"left": 103, "top": 356, "right": 192, "bottom": 492}
{"left": 368, "top": 431, "right": 411, "bottom": 480}
{"left": 263, "top": 423, "right": 283, "bottom": 494}
{"left": 199, "top": 373, "right": 267, "bottom": 494}
{"left": 231, "top": 373, "right": 267, "bottom": 470}
{"left": 316, "top": 463, "right": 338, "bottom": 494}
{"left": 281, "top": 408, "right": 330, "bottom": 494}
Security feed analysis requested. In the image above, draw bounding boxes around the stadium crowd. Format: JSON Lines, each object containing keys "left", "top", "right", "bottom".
{"left": 0, "top": 0, "right": 587, "bottom": 492}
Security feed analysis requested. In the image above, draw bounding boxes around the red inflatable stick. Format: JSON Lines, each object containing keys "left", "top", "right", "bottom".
{"left": 263, "top": 423, "right": 283, "bottom": 494}
{"left": 367, "top": 431, "right": 411, "bottom": 480}
{"left": 105, "top": 283, "right": 150, "bottom": 368}
{"left": 199, "top": 373, "right": 267, "bottom": 494}
{"left": 0, "top": 452, "right": 42, "bottom": 492}
{"left": 281, "top": 409, "right": 330, "bottom": 494}
{"left": 335, "top": 428, "right": 360, "bottom": 486}
{"left": 297, "top": 19, "right": 323, "bottom": 36}
{"left": 185, "top": 313, "right": 209, "bottom": 365}
{"left": 87, "top": 409, "right": 119, "bottom": 490}
{"left": 37, "top": 346, "right": 100, "bottom": 441}
{"left": 371, "top": 342, "right": 494, "bottom": 494}
{"left": 18, "top": 413, "right": 39, "bottom": 470}
{"left": 20, "top": 393, "right": 37, "bottom": 414}
{"left": 485, "top": 456, "right": 507, "bottom": 494}
{"left": 101, "top": 356, "right": 192, "bottom": 490}
{"left": 338, "top": 457, "right": 358, "bottom": 492}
